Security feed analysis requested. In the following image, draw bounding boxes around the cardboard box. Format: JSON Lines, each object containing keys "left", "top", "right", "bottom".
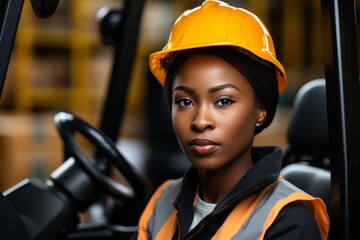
{"left": 0, "top": 113, "right": 63, "bottom": 191}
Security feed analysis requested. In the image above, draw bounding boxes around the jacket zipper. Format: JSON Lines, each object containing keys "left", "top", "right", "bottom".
{"left": 183, "top": 204, "right": 229, "bottom": 239}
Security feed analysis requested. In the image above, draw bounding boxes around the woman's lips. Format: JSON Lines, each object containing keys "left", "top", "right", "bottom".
{"left": 190, "top": 138, "right": 219, "bottom": 155}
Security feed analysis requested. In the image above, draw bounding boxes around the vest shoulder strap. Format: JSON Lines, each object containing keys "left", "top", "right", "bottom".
{"left": 214, "top": 180, "right": 329, "bottom": 240}
{"left": 138, "top": 179, "right": 180, "bottom": 239}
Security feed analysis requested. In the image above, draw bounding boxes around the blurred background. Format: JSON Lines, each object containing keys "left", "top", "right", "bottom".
{"left": 0, "top": 0, "right": 359, "bottom": 193}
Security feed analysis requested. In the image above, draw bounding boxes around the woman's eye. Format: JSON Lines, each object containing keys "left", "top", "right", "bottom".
{"left": 175, "top": 98, "right": 194, "bottom": 107}
{"left": 216, "top": 98, "right": 235, "bottom": 106}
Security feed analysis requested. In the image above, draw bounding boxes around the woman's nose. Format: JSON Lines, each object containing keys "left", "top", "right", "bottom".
{"left": 191, "top": 105, "right": 215, "bottom": 132}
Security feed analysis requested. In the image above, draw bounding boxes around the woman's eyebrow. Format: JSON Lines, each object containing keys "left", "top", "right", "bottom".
{"left": 208, "top": 84, "right": 240, "bottom": 93}
{"left": 173, "top": 85, "right": 194, "bottom": 93}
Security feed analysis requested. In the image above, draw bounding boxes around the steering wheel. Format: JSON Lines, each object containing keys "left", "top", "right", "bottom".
{"left": 54, "top": 111, "right": 148, "bottom": 202}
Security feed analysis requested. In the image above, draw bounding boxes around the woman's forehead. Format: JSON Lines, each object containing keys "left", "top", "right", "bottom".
{"left": 172, "top": 53, "right": 250, "bottom": 89}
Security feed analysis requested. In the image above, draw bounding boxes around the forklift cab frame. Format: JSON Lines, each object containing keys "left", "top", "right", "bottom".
{"left": 0, "top": 0, "right": 359, "bottom": 239}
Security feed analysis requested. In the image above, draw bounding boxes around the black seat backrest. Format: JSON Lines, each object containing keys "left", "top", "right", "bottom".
{"left": 282, "top": 79, "right": 329, "bottom": 169}
{"left": 280, "top": 79, "right": 331, "bottom": 212}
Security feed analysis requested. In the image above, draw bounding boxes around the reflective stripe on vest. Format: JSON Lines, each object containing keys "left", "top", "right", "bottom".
{"left": 138, "top": 179, "right": 179, "bottom": 240}
{"left": 149, "top": 179, "right": 182, "bottom": 239}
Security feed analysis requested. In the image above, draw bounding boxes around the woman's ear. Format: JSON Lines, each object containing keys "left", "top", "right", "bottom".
{"left": 257, "top": 107, "right": 267, "bottom": 125}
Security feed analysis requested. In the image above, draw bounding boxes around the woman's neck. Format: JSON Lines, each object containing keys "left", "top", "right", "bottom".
{"left": 197, "top": 152, "right": 253, "bottom": 203}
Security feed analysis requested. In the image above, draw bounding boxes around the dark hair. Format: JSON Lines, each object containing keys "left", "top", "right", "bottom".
{"left": 163, "top": 47, "right": 279, "bottom": 134}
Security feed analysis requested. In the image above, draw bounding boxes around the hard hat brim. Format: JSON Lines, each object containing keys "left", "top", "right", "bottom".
{"left": 149, "top": 44, "right": 287, "bottom": 94}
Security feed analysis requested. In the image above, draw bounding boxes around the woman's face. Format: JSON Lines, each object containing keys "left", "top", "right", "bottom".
{"left": 171, "top": 53, "right": 266, "bottom": 172}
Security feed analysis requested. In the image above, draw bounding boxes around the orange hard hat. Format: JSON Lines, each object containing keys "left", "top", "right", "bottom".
{"left": 149, "top": 0, "right": 287, "bottom": 93}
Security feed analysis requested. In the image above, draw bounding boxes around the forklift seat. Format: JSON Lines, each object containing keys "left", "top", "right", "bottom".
{"left": 282, "top": 79, "right": 329, "bottom": 168}
{"left": 280, "top": 79, "right": 331, "bottom": 212}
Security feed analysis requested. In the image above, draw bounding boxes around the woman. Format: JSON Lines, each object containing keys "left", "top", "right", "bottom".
{"left": 138, "top": 1, "right": 329, "bottom": 239}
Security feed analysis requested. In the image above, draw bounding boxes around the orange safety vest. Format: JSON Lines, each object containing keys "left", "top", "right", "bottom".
{"left": 138, "top": 178, "right": 329, "bottom": 240}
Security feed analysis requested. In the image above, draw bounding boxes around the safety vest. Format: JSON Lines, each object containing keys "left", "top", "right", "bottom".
{"left": 138, "top": 178, "right": 329, "bottom": 240}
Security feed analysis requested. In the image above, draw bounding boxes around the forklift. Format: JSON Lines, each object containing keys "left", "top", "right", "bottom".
{"left": 0, "top": 0, "right": 359, "bottom": 239}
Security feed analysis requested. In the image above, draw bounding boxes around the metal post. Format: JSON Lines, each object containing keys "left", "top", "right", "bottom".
{"left": 321, "top": 0, "right": 360, "bottom": 239}
{"left": 98, "top": 0, "right": 145, "bottom": 141}
{"left": 0, "top": 0, "right": 24, "bottom": 98}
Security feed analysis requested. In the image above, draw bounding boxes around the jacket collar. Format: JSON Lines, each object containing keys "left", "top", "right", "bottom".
{"left": 217, "top": 146, "right": 282, "bottom": 209}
